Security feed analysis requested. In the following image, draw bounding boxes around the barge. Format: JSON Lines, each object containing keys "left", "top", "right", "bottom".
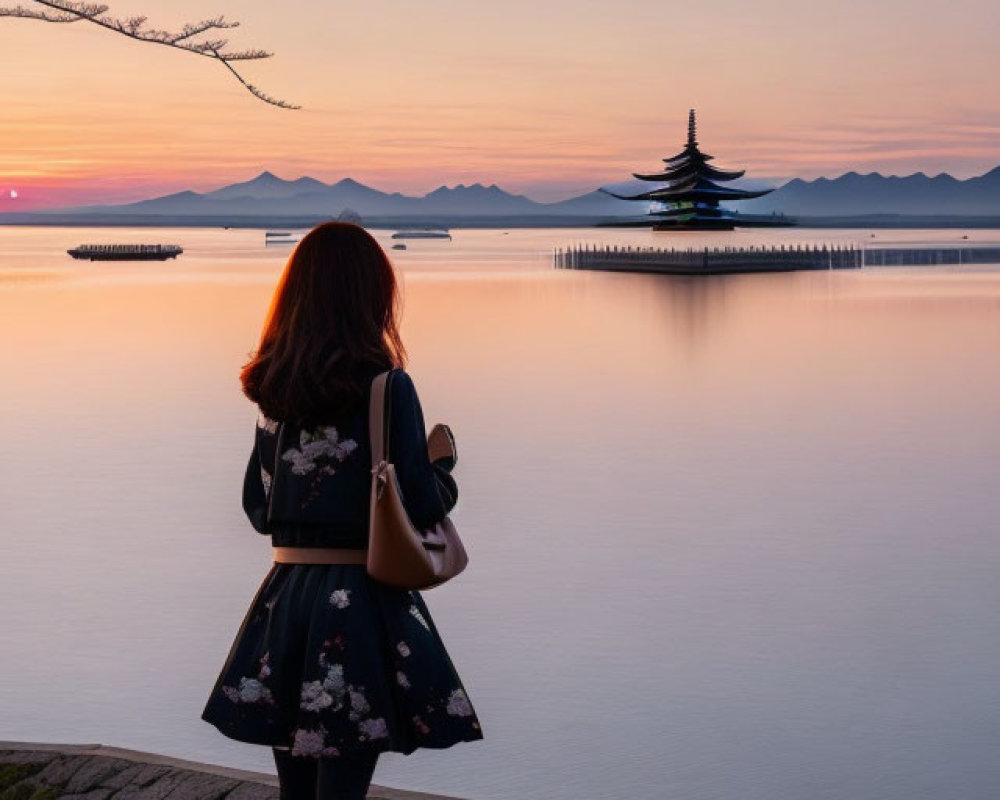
{"left": 68, "top": 244, "right": 183, "bottom": 261}
{"left": 264, "top": 231, "right": 303, "bottom": 246}
{"left": 391, "top": 229, "right": 451, "bottom": 240}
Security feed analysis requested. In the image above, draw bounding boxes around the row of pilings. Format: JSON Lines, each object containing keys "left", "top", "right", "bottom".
{"left": 860, "top": 247, "right": 1000, "bottom": 266}
{"left": 553, "top": 244, "right": 862, "bottom": 274}
{"left": 553, "top": 244, "right": 1000, "bottom": 275}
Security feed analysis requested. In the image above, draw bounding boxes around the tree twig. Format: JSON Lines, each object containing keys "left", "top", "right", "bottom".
{"left": 0, "top": 0, "right": 299, "bottom": 108}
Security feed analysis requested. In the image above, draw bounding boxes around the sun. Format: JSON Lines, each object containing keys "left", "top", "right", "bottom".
{"left": 8, "top": 189, "right": 17, "bottom": 200}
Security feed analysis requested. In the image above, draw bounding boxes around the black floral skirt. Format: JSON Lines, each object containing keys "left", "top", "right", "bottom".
{"left": 201, "top": 564, "right": 483, "bottom": 757}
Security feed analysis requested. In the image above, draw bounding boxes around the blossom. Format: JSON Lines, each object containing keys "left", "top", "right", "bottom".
{"left": 322, "top": 663, "right": 345, "bottom": 697}
{"left": 237, "top": 677, "right": 271, "bottom": 703}
{"left": 282, "top": 427, "right": 358, "bottom": 476}
{"left": 446, "top": 689, "right": 473, "bottom": 717}
{"left": 300, "top": 681, "right": 334, "bottom": 712}
{"left": 358, "top": 717, "right": 389, "bottom": 740}
{"left": 396, "top": 671, "right": 410, "bottom": 689}
{"left": 291, "top": 727, "right": 339, "bottom": 757}
{"left": 222, "top": 677, "right": 274, "bottom": 705}
{"left": 396, "top": 642, "right": 411, "bottom": 658}
{"left": 328, "top": 589, "right": 351, "bottom": 609}
{"left": 260, "top": 466, "right": 272, "bottom": 494}
{"left": 348, "top": 687, "right": 370, "bottom": 721}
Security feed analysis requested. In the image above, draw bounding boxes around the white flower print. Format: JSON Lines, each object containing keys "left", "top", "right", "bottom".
{"left": 300, "top": 680, "right": 334, "bottom": 712}
{"left": 259, "top": 652, "right": 272, "bottom": 679}
{"left": 396, "top": 641, "right": 411, "bottom": 658}
{"left": 409, "top": 604, "right": 431, "bottom": 632}
{"left": 446, "top": 688, "right": 473, "bottom": 717}
{"left": 260, "top": 466, "right": 272, "bottom": 494}
{"left": 322, "top": 663, "right": 345, "bottom": 698}
{"left": 328, "top": 589, "right": 351, "bottom": 609}
{"left": 396, "top": 671, "right": 410, "bottom": 689}
{"left": 223, "top": 677, "right": 273, "bottom": 705}
{"left": 257, "top": 410, "right": 279, "bottom": 434}
{"left": 348, "top": 687, "right": 370, "bottom": 722}
{"left": 358, "top": 717, "right": 389, "bottom": 740}
{"left": 282, "top": 426, "right": 358, "bottom": 476}
{"left": 237, "top": 678, "right": 269, "bottom": 703}
{"left": 291, "top": 727, "right": 340, "bottom": 757}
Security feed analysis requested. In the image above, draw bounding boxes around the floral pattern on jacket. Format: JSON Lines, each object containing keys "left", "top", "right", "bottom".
{"left": 255, "top": 421, "right": 361, "bottom": 513}
{"left": 282, "top": 427, "right": 358, "bottom": 477}
{"left": 242, "top": 370, "right": 459, "bottom": 542}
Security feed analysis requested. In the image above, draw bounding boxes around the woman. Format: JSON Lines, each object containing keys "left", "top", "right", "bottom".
{"left": 201, "top": 222, "right": 482, "bottom": 800}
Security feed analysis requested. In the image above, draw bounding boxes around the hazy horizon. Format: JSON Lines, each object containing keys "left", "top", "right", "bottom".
{"left": 9, "top": 161, "right": 1000, "bottom": 215}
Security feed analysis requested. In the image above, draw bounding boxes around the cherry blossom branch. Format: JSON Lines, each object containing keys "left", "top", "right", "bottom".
{"left": 0, "top": 0, "right": 299, "bottom": 109}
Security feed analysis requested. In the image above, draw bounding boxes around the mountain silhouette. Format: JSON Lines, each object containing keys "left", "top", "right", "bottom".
{"left": 38, "top": 165, "right": 1000, "bottom": 220}
{"left": 205, "top": 171, "right": 328, "bottom": 201}
{"left": 69, "top": 176, "right": 611, "bottom": 217}
{"left": 739, "top": 167, "right": 1000, "bottom": 216}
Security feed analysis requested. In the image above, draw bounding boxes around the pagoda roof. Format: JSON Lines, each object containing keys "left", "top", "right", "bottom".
{"left": 602, "top": 109, "right": 772, "bottom": 209}
{"left": 604, "top": 176, "right": 773, "bottom": 203}
{"left": 663, "top": 146, "right": 713, "bottom": 165}
{"left": 634, "top": 161, "right": 746, "bottom": 182}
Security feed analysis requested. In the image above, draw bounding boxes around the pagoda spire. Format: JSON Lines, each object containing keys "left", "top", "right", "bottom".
{"left": 687, "top": 109, "right": 697, "bottom": 148}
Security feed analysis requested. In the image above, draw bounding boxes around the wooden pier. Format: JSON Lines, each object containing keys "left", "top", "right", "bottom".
{"left": 553, "top": 244, "right": 1000, "bottom": 275}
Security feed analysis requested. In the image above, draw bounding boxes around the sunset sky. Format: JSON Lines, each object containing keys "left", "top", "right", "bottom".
{"left": 2, "top": 0, "right": 999, "bottom": 208}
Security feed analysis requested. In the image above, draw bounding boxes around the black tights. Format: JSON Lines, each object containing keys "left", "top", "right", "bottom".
{"left": 272, "top": 748, "right": 379, "bottom": 800}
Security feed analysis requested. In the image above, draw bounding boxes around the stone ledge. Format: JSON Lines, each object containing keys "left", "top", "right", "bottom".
{"left": 0, "top": 742, "right": 463, "bottom": 800}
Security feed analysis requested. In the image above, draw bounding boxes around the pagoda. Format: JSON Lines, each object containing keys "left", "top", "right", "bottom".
{"left": 603, "top": 110, "right": 774, "bottom": 230}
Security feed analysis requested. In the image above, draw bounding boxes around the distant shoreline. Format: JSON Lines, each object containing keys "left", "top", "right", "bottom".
{"left": 2, "top": 213, "right": 1000, "bottom": 230}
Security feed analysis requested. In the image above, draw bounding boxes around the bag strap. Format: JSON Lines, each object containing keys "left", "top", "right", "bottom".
{"left": 369, "top": 369, "right": 396, "bottom": 464}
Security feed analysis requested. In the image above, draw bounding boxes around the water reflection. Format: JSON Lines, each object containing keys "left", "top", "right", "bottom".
{"left": 657, "top": 274, "right": 731, "bottom": 349}
{"left": 0, "top": 227, "right": 999, "bottom": 800}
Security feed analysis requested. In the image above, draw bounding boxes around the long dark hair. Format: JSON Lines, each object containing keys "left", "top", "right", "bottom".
{"left": 240, "top": 222, "right": 407, "bottom": 423}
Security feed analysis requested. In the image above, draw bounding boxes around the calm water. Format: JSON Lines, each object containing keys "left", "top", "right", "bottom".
{"left": 1, "top": 226, "right": 999, "bottom": 800}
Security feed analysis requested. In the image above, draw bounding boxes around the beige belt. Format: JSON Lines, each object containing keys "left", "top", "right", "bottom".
{"left": 273, "top": 547, "right": 368, "bottom": 565}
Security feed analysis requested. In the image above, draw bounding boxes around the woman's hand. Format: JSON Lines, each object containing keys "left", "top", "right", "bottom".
{"left": 427, "top": 423, "right": 457, "bottom": 470}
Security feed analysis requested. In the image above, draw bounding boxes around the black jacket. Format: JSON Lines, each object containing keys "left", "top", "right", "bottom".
{"left": 242, "top": 369, "right": 458, "bottom": 549}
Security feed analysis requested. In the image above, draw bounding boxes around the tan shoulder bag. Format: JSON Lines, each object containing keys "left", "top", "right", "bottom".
{"left": 366, "top": 370, "right": 469, "bottom": 590}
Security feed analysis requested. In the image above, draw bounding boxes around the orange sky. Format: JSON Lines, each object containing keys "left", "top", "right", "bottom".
{"left": 1, "top": 0, "right": 999, "bottom": 208}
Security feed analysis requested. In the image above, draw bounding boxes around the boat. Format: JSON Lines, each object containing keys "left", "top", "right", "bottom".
{"left": 67, "top": 244, "right": 182, "bottom": 261}
{"left": 391, "top": 229, "right": 451, "bottom": 240}
{"left": 265, "top": 231, "right": 303, "bottom": 246}
{"left": 391, "top": 243, "right": 407, "bottom": 250}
